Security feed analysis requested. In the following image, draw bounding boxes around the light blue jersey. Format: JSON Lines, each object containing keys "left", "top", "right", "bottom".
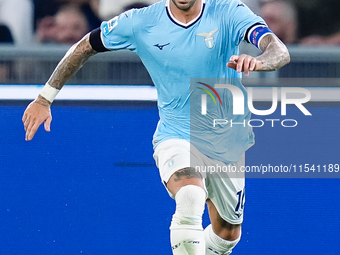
{"left": 100, "top": 0, "right": 266, "bottom": 164}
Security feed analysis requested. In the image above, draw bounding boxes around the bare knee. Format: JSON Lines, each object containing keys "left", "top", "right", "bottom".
{"left": 214, "top": 218, "right": 241, "bottom": 241}
{"left": 166, "top": 167, "right": 204, "bottom": 195}
{"left": 207, "top": 199, "right": 241, "bottom": 241}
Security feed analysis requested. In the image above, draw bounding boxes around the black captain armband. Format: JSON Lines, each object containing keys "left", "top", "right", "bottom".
{"left": 89, "top": 28, "right": 110, "bottom": 52}
{"left": 245, "top": 23, "right": 273, "bottom": 48}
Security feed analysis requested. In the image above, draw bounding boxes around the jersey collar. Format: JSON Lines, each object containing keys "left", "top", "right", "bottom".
{"left": 165, "top": 0, "right": 206, "bottom": 28}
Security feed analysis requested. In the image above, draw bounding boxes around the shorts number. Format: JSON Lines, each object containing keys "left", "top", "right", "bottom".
{"left": 235, "top": 189, "right": 245, "bottom": 212}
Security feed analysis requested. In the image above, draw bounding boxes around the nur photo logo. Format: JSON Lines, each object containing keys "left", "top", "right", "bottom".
{"left": 198, "top": 82, "right": 312, "bottom": 128}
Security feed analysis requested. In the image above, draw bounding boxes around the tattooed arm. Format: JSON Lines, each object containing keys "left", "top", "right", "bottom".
{"left": 255, "top": 34, "right": 290, "bottom": 71}
{"left": 22, "top": 33, "right": 97, "bottom": 141}
{"left": 47, "top": 33, "right": 97, "bottom": 90}
{"left": 227, "top": 34, "right": 290, "bottom": 75}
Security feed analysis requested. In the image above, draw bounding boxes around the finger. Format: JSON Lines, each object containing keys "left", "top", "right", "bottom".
{"left": 26, "top": 121, "right": 40, "bottom": 141}
{"left": 249, "top": 58, "right": 257, "bottom": 71}
{"left": 44, "top": 115, "right": 52, "bottom": 132}
{"left": 23, "top": 115, "right": 31, "bottom": 132}
{"left": 25, "top": 119, "right": 36, "bottom": 141}
{"left": 229, "top": 55, "right": 239, "bottom": 62}
{"left": 243, "top": 57, "right": 252, "bottom": 76}
{"left": 236, "top": 55, "right": 247, "bottom": 73}
{"left": 226, "top": 62, "right": 237, "bottom": 70}
{"left": 22, "top": 103, "right": 34, "bottom": 129}
{"left": 22, "top": 111, "right": 27, "bottom": 124}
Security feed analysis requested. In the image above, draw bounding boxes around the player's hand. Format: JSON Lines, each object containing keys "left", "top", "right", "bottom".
{"left": 22, "top": 96, "right": 52, "bottom": 141}
{"left": 227, "top": 54, "right": 261, "bottom": 76}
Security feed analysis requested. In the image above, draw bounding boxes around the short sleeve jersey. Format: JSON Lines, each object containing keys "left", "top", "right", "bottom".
{"left": 100, "top": 0, "right": 266, "bottom": 164}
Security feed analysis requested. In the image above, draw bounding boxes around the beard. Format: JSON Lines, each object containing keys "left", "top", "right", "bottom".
{"left": 171, "top": 0, "right": 198, "bottom": 11}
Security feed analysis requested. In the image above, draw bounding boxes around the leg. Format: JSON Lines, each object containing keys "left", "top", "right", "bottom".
{"left": 167, "top": 167, "right": 206, "bottom": 255}
{"left": 206, "top": 199, "right": 241, "bottom": 241}
{"left": 153, "top": 139, "right": 208, "bottom": 255}
{"left": 205, "top": 199, "right": 241, "bottom": 255}
{"left": 203, "top": 155, "right": 246, "bottom": 255}
{"left": 167, "top": 167, "right": 205, "bottom": 195}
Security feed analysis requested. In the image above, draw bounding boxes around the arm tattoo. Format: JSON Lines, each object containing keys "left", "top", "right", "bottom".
{"left": 256, "top": 34, "right": 290, "bottom": 71}
{"left": 35, "top": 95, "right": 52, "bottom": 106}
{"left": 47, "top": 33, "right": 97, "bottom": 90}
{"left": 173, "top": 167, "right": 202, "bottom": 182}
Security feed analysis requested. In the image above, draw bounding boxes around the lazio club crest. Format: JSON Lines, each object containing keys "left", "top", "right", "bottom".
{"left": 197, "top": 29, "right": 218, "bottom": 49}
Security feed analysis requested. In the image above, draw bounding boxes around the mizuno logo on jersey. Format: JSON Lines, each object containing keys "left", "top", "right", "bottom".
{"left": 154, "top": 43, "right": 170, "bottom": 50}
{"left": 196, "top": 29, "right": 218, "bottom": 49}
{"left": 237, "top": 3, "right": 245, "bottom": 7}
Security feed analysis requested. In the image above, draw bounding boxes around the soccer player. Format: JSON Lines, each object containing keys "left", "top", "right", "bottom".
{"left": 22, "top": 0, "right": 290, "bottom": 254}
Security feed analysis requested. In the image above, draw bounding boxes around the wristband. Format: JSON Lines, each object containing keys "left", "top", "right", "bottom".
{"left": 40, "top": 83, "right": 60, "bottom": 103}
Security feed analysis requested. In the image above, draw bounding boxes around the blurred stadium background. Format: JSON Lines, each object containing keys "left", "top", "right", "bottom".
{"left": 1, "top": 43, "right": 340, "bottom": 255}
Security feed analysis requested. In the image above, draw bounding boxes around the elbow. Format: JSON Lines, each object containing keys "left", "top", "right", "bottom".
{"left": 275, "top": 47, "right": 291, "bottom": 71}
{"left": 282, "top": 47, "right": 291, "bottom": 67}
{"left": 284, "top": 50, "right": 291, "bottom": 66}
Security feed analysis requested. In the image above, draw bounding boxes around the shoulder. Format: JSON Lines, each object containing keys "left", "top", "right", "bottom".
{"left": 206, "top": 0, "right": 252, "bottom": 14}
{"left": 127, "top": 0, "right": 166, "bottom": 21}
{"left": 207, "top": 0, "right": 261, "bottom": 28}
{"left": 102, "top": 1, "right": 165, "bottom": 35}
{"left": 205, "top": 0, "right": 240, "bottom": 8}
{"left": 204, "top": 0, "right": 249, "bottom": 20}
{"left": 121, "top": 0, "right": 166, "bottom": 33}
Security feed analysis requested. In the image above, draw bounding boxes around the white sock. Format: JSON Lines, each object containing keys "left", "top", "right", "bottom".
{"left": 171, "top": 229, "right": 205, "bottom": 255}
{"left": 204, "top": 224, "right": 241, "bottom": 255}
{"left": 170, "top": 185, "right": 206, "bottom": 255}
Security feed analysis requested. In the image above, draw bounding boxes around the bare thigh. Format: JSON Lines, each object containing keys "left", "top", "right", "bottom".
{"left": 166, "top": 167, "right": 205, "bottom": 196}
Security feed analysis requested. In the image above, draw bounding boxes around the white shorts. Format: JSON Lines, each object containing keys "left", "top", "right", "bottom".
{"left": 153, "top": 138, "right": 245, "bottom": 225}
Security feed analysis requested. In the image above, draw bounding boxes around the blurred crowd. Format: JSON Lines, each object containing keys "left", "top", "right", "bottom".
{"left": 1, "top": 0, "right": 340, "bottom": 46}
{"left": 0, "top": 0, "right": 157, "bottom": 46}
{"left": 258, "top": 0, "right": 340, "bottom": 45}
